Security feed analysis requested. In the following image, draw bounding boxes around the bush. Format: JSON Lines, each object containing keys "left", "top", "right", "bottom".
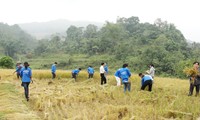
{"left": 0, "top": 56, "right": 14, "bottom": 68}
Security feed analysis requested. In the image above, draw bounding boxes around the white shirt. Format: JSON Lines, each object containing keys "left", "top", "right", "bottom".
{"left": 100, "top": 65, "right": 105, "bottom": 73}
{"left": 149, "top": 67, "right": 155, "bottom": 77}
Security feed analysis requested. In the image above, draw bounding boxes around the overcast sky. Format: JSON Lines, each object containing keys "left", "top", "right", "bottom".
{"left": 0, "top": 0, "right": 199, "bottom": 42}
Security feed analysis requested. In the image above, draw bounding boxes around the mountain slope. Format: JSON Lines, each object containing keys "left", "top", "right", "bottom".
{"left": 19, "top": 19, "right": 103, "bottom": 39}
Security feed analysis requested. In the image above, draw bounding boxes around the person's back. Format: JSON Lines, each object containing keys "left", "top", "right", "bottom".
{"left": 142, "top": 75, "right": 153, "bottom": 83}
{"left": 88, "top": 67, "right": 94, "bottom": 74}
{"left": 119, "top": 64, "right": 131, "bottom": 92}
{"left": 119, "top": 67, "right": 131, "bottom": 83}
{"left": 51, "top": 64, "right": 56, "bottom": 73}
{"left": 139, "top": 73, "right": 153, "bottom": 92}
{"left": 72, "top": 69, "right": 80, "bottom": 74}
{"left": 21, "top": 67, "right": 32, "bottom": 82}
{"left": 114, "top": 69, "right": 121, "bottom": 77}
{"left": 104, "top": 65, "right": 108, "bottom": 74}
{"left": 114, "top": 68, "right": 121, "bottom": 86}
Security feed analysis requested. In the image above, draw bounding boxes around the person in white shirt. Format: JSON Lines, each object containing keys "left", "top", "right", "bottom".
{"left": 100, "top": 63, "right": 106, "bottom": 85}
{"left": 149, "top": 64, "right": 155, "bottom": 78}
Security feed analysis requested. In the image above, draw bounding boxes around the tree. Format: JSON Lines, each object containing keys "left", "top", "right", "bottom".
{"left": 0, "top": 56, "right": 14, "bottom": 68}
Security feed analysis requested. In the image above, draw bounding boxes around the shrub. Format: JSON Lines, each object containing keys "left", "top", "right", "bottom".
{"left": 0, "top": 56, "right": 14, "bottom": 68}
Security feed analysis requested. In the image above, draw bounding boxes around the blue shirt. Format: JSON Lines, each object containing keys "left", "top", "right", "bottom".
{"left": 119, "top": 68, "right": 131, "bottom": 83}
{"left": 114, "top": 69, "right": 121, "bottom": 77}
{"left": 104, "top": 65, "right": 108, "bottom": 73}
{"left": 87, "top": 67, "right": 94, "bottom": 74}
{"left": 16, "top": 64, "right": 23, "bottom": 73}
{"left": 51, "top": 64, "right": 56, "bottom": 73}
{"left": 72, "top": 69, "right": 80, "bottom": 74}
{"left": 141, "top": 75, "right": 153, "bottom": 86}
{"left": 20, "top": 67, "right": 32, "bottom": 82}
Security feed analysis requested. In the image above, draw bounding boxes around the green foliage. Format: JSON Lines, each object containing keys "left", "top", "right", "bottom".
{"left": 0, "top": 23, "right": 36, "bottom": 58}
{"left": 0, "top": 56, "right": 14, "bottom": 68}
{"left": 0, "top": 16, "right": 198, "bottom": 78}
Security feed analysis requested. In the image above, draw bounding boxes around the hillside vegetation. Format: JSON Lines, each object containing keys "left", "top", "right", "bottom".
{"left": 1, "top": 16, "right": 200, "bottom": 78}
{"left": 0, "top": 69, "right": 200, "bottom": 120}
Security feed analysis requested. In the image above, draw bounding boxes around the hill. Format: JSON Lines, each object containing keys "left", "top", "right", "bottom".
{"left": 18, "top": 19, "right": 103, "bottom": 39}
{"left": 0, "top": 69, "right": 200, "bottom": 119}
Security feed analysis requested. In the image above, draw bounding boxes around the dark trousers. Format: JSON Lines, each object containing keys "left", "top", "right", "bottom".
{"left": 17, "top": 73, "right": 21, "bottom": 79}
{"left": 100, "top": 73, "right": 106, "bottom": 85}
{"left": 189, "top": 83, "right": 199, "bottom": 95}
{"left": 123, "top": 82, "right": 131, "bottom": 92}
{"left": 22, "top": 82, "right": 30, "bottom": 99}
{"left": 52, "top": 72, "right": 56, "bottom": 79}
{"left": 72, "top": 73, "right": 77, "bottom": 80}
{"left": 88, "top": 74, "right": 93, "bottom": 78}
{"left": 141, "top": 80, "right": 153, "bottom": 91}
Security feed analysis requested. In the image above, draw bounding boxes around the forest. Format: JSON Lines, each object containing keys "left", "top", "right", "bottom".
{"left": 1, "top": 16, "right": 200, "bottom": 78}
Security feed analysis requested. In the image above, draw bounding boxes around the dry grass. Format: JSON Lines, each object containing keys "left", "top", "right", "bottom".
{"left": 0, "top": 69, "right": 200, "bottom": 120}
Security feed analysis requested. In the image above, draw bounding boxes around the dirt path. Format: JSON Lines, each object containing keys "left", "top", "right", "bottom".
{"left": 0, "top": 80, "right": 41, "bottom": 120}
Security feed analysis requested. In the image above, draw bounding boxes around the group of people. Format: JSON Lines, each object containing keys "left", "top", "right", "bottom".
{"left": 15, "top": 61, "right": 154, "bottom": 101}
{"left": 113, "top": 63, "right": 155, "bottom": 92}
{"left": 14, "top": 60, "right": 200, "bottom": 102}
{"left": 51, "top": 62, "right": 155, "bottom": 93}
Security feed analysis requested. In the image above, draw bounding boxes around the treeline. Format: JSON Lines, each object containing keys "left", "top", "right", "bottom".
{"left": 34, "top": 16, "right": 200, "bottom": 78}
{"left": 1, "top": 16, "right": 200, "bottom": 78}
{"left": 0, "top": 23, "right": 36, "bottom": 58}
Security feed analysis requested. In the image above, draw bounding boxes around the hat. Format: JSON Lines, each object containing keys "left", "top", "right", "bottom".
{"left": 17, "top": 61, "right": 21, "bottom": 64}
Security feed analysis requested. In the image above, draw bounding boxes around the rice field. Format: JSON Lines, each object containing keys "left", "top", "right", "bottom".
{"left": 0, "top": 69, "right": 200, "bottom": 120}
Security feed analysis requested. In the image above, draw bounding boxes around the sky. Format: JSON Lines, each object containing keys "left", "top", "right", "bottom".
{"left": 0, "top": 0, "right": 199, "bottom": 42}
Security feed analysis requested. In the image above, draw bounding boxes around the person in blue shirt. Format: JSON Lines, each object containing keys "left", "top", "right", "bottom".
{"left": 20, "top": 62, "right": 32, "bottom": 101}
{"left": 87, "top": 66, "right": 94, "bottom": 79}
{"left": 51, "top": 62, "right": 57, "bottom": 79}
{"left": 104, "top": 63, "right": 108, "bottom": 74}
{"left": 119, "top": 64, "right": 131, "bottom": 92}
{"left": 13, "top": 61, "right": 23, "bottom": 79}
{"left": 72, "top": 68, "right": 82, "bottom": 80}
{"left": 104, "top": 63, "right": 108, "bottom": 79}
{"left": 139, "top": 73, "right": 153, "bottom": 92}
{"left": 114, "top": 68, "right": 121, "bottom": 86}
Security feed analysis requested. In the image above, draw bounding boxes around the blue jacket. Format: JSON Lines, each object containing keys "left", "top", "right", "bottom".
{"left": 87, "top": 67, "right": 94, "bottom": 74}
{"left": 72, "top": 69, "right": 80, "bottom": 74}
{"left": 119, "top": 68, "right": 131, "bottom": 83}
{"left": 104, "top": 65, "right": 108, "bottom": 73}
{"left": 20, "top": 67, "right": 32, "bottom": 82}
{"left": 141, "top": 75, "right": 153, "bottom": 86}
{"left": 114, "top": 69, "right": 121, "bottom": 77}
{"left": 51, "top": 64, "right": 56, "bottom": 73}
{"left": 16, "top": 64, "right": 23, "bottom": 74}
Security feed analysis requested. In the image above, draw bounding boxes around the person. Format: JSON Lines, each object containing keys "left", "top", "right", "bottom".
{"left": 114, "top": 68, "right": 121, "bottom": 86}
{"left": 149, "top": 64, "right": 155, "bottom": 78}
{"left": 188, "top": 61, "right": 200, "bottom": 96}
{"left": 100, "top": 63, "right": 107, "bottom": 85}
{"left": 51, "top": 62, "right": 57, "bottom": 79}
{"left": 104, "top": 63, "right": 108, "bottom": 80}
{"left": 119, "top": 64, "right": 131, "bottom": 92}
{"left": 104, "top": 63, "right": 108, "bottom": 74}
{"left": 20, "top": 62, "right": 32, "bottom": 101}
{"left": 139, "top": 73, "right": 153, "bottom": 92}
{"left": 87, "top": 66, "right": 94, "bottom": 79}
{"left": 13, "top": 61, "right": 23, "bottom": 79}
{"left": 72, "top": 68, "right": 82, "bottom": 80}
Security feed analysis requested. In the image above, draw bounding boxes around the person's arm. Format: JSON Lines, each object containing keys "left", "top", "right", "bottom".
{"left": 20, "top": 69, "right": 23, "bottom": 78}
{"left": 29, "top": 69, "right": 33, "bottom": 83}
